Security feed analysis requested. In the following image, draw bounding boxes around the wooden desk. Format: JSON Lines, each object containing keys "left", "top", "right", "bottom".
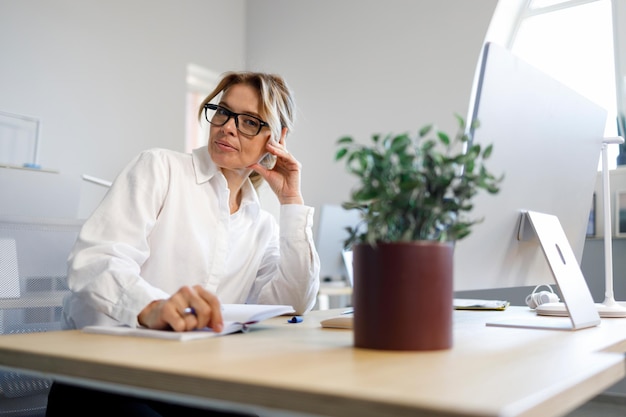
{"left": 0, "top": 307, "right": 623, "bottom": 417}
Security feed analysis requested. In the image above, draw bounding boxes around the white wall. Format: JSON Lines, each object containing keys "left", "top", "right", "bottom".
{"left": 0, "top": 0, "right": 498, "bottom": 220}
{"left": 0, "top": 0, "right": 246, "bottom": 217}
{"left": 246, "top": 0, "right": 498, "bottom": 215}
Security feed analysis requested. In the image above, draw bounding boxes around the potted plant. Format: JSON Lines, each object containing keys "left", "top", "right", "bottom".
{"left": 335, "top": 115, "right": 502, "bottom": 351}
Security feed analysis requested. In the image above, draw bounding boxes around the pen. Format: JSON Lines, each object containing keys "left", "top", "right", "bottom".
{"left": 183, "top": 306, "right": 225, "bottom": 315}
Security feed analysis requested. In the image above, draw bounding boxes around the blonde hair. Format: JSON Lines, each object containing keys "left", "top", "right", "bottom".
{"left": 198, "top": 72, "right": 296, "bottom": 190}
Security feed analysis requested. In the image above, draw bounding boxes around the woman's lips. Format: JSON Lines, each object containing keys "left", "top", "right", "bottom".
{"left": 215, "top": 140, "right": 237, "bottom": 152}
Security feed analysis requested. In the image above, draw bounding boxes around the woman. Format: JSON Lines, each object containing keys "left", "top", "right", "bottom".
{"left": 46, "top": 71, "right": 320, "bottom": 416}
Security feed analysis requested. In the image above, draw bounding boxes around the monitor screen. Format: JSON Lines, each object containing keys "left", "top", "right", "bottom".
{"left": 453, "top": 42, "right": 607, "bottom": 292}
{"left": 315, "top": 204, "right": 361, "bottom": 283}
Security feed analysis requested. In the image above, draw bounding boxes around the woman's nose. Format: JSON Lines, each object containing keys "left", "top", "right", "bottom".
{"left": 222, "top": 116, "right": 238, "bottom": 134}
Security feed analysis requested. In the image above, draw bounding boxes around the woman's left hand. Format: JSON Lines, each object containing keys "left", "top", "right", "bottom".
{"left": 249, "top": 127, "right": 304, "bottom": 205}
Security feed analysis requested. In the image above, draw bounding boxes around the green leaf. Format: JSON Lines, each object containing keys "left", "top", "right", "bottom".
{"left": 389, "top": 134, "right": 411, "bottom": 153}
{"left": 418, "top": 124, "right": 432, "bottom": 137}
{"left": 454, "top": 113, "right": 466, "bottom": 130}
{"left": 437, "top": 131, "right": 450, "bottom": 146}
{"left": 483, "top": 144, "right": 494, "bottom": 159}
{"left": 335, "top": 148, "right": 348, "bottom": 160}
{"left": 337, "top": 136, "right": 354, "bottom": 144}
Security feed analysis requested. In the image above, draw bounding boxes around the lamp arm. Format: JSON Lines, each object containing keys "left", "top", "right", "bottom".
{"left": 601, "top": 137, "right": 624, "bottom": 305}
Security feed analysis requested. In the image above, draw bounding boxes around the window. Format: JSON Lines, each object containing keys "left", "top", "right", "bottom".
{"left": 487, "top": 0, "right": 619, "bottom": 168}
{"left": 185, "top": 64, "right": 219, "bottom": 153}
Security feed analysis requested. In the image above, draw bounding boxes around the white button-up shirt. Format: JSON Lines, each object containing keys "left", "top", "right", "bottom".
{"left": 63, "top": 147, "right": 320, "bottom": 328}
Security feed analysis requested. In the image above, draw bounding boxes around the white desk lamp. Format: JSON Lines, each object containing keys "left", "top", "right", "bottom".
{"left": 595, "top": 136, "right": 626, "bottom": 317}
{"left": 536, "top": 137, "right": 626, "bottom": 318}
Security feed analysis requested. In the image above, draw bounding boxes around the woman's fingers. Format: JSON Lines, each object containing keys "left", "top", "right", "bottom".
{"left": 142, "top": 286, "right": 224, "bottom": 332}
{"left": 191, "top": 286, "right": 224, "bottom": 332}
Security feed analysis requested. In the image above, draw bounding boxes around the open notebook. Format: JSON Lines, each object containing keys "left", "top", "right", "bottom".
{"left": 83, "top": 304, "right": 295, "bottom": 341}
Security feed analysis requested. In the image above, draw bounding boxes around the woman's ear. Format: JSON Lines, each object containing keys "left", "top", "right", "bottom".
{"left": 279, "top": 127, "right": 289, "bottom": 145}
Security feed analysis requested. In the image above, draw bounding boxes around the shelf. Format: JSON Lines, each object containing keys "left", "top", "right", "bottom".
{"left": 0, "top": 292, "right": 67, "bottom": 309}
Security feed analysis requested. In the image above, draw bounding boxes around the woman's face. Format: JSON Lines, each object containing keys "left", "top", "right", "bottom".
{"left": 207, "top": 83, "right": 271, "bottom": 172}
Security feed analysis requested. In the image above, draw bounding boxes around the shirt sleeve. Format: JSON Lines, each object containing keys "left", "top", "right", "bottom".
{"left": 66, "top": 150, "right": 171, "bottom": 327}
{"left": 247, "top": 204, "right": 321, "bottom": 314}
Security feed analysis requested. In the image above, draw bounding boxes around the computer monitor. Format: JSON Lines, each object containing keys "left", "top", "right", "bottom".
{"left": 453, "top": 42, "right": 607, "bottom": 292}
{"left": 315, "top": 204, "right": 362, "bottom": 282}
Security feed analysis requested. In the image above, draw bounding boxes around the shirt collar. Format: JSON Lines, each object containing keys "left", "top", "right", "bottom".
{"left": 192, "top": 146, "right": 220, "bottom": 183}
{"left": 191, "top": 146, "right": 261, "bottom": 215}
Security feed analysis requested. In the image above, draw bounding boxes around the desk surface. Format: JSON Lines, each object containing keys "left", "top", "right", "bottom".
{"left": 0, "top": 307, "right": 624, "bottom": 417}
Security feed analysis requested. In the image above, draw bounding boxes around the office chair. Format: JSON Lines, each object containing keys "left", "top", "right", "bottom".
{"left": 0, "top": 216, "right": 83, "bottom": 416}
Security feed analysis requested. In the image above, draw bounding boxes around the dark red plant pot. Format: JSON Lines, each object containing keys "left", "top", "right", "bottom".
{"left": 353, "top": 241, "right": 454, "bottom": 351}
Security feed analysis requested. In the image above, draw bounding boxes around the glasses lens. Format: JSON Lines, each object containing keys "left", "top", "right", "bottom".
{"left": 238, "top": 115, "right": 262, "bottom": 136}
{"left": 206, "top": 105, "right": 229, "bottom": 126}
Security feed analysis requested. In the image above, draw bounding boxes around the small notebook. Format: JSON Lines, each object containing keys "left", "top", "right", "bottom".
{"left": 320, "top": 299, "right": 509, "bottom": 329}
{"left": 453, "top": 298, "right": 509, "bottom": 311}
{"left": 320, "top": 313, "right": 354, "bottom": 329}
{"left": 83, "top": 304, "right": 295, "bottom": 341}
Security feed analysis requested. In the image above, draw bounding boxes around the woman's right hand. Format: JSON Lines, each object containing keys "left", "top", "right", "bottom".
{"left": 137, "top": 285, "right": 223, "bottom": 332}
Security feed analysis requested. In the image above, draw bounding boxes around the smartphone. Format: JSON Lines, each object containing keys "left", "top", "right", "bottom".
{"left": 258, "top": 135, "right": 278, "bottom": 169}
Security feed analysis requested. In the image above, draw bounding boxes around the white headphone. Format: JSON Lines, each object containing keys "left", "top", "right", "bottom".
{"left": 525, "top": 284, "right": 560, "bottom": 309}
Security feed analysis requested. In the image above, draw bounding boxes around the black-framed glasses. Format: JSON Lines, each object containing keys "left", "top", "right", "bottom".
{"left": 203, "top": 103, "right": 269, "bottom": 136}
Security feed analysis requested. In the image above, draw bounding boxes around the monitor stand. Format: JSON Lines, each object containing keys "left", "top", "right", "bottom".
{"left": 486, "top": 210, "right": 601, "bottom": 331}
{"left": 535, "top": 138, "right": 626, "bottom": 319}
